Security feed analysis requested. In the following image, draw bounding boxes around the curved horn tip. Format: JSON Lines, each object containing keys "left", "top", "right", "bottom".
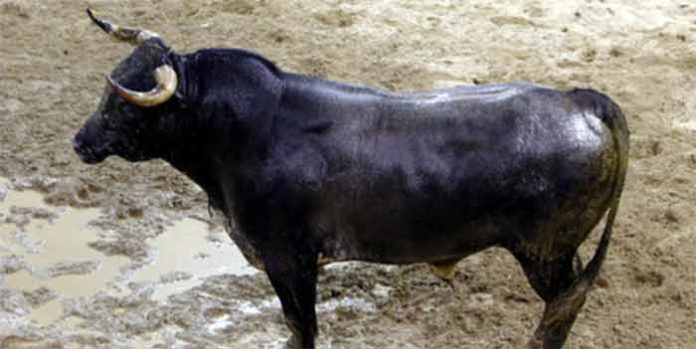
{"left": 86, "top": 9, "right": 160, "bottom": 45}
{"left": 86, "top": 8, "right": 112, "bottom": 34}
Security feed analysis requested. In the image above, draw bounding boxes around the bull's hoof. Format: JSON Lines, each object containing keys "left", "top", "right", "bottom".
{"left": 284, "top": 335, "right": 305, "bottom": 349}
{"left": 285, "top": 335, "right": 314, "bottom": 349}
{"left": 526, "top": 330, "right": 546, "bottom": 349}
{"left": 526, "top": 336, "right": 544, "bottom": 349}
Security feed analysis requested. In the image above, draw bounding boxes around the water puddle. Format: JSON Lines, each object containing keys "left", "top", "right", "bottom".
{"left": 0, "top": 178, "right": 129, "bottom": 325}
{"left": 25, "top": 298, "right": 62, "bottom": 325}
{"left": 676, "top": 120, "right": 696, "bottom": 132}
{"left": 0, "top": 177, "right": 255, "bottom": 327}
{"left": 131, "top": 217, "right": 257, "bottom": 301}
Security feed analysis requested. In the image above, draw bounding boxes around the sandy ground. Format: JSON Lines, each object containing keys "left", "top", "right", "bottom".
{"left": 1, "top": 0, "right": 695, "bottom": 348}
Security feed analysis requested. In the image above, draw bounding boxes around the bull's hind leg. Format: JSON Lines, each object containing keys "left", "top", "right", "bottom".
{"left": 513, "top": 250, "right": 587, "bottom": 349}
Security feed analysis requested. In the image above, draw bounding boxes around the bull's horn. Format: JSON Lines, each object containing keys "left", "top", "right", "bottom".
{"left": 107, "top": 65, "right": 178, "bottom": 107}
{"left": 87, "top": 8, "right": 160, "bottom": 45}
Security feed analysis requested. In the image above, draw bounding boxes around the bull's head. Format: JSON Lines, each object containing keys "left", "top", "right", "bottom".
{"left": 73, "top": 9, "right": 179, "bottom": 164}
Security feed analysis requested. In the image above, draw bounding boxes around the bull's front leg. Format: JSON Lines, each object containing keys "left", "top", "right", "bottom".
{"left": 262, "top": 239, "right": 319, "bottom": 349}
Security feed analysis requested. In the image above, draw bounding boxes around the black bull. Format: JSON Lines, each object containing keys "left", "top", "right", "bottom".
{"left": 73, "top": 11, "right": 629, "bottom": 349}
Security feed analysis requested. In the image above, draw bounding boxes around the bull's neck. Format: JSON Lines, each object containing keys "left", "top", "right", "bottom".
{"left": 159, "top": 49, "right": 284, "bottom": 211}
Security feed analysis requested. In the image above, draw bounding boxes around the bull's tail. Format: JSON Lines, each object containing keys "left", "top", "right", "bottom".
{"left": 571, "top": 88, "right": 630, "bottom": 292}
{"left": 525, "top": 88, "right": 629, "bottom": 349}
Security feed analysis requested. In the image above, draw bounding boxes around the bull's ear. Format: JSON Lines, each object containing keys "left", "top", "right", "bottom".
{"left": 87, "top": 8, "right": 165, "bottom": 46}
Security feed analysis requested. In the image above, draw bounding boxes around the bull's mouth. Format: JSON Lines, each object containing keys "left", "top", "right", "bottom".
{"left": 75, "top": 148, "right": 107, "bottom": 164}
{"left": 72, "top": 139, "right": 108, "bottom": 164}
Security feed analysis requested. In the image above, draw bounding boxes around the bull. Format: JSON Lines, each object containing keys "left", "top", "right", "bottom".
{"left": 73, "top": 10, "right": 629, "bottom": 349}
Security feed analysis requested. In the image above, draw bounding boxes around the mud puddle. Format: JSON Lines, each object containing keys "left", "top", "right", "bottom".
{"left": 0, "top": 177, "right": 254, "bottom": 329}
{"left": 0, "top": 178, "right": 124, "bottom": 326}
{"left": 131, "top": 217, "right": 258, "bottom": 301}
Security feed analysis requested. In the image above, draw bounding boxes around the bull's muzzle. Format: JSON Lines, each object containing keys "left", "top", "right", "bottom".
{"left": 72, "top": 124, "right": 107, "bottom": 164}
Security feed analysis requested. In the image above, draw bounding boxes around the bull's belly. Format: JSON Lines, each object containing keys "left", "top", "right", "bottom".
{"left": 316, "top": 215, "right": 505, "bottom": 265}
{"left": 314, "top": 170, "right": 616, "bottom": 265}
{"left": 315, "top": 196, "right": 603, "bottom": 266}
{"left": 319, "top": 238, "right": 496, "bottom": 266}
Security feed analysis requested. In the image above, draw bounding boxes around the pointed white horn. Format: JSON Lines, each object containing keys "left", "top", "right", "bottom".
{"left": 87, "top": 8, "right": 160, "bottom": 45}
